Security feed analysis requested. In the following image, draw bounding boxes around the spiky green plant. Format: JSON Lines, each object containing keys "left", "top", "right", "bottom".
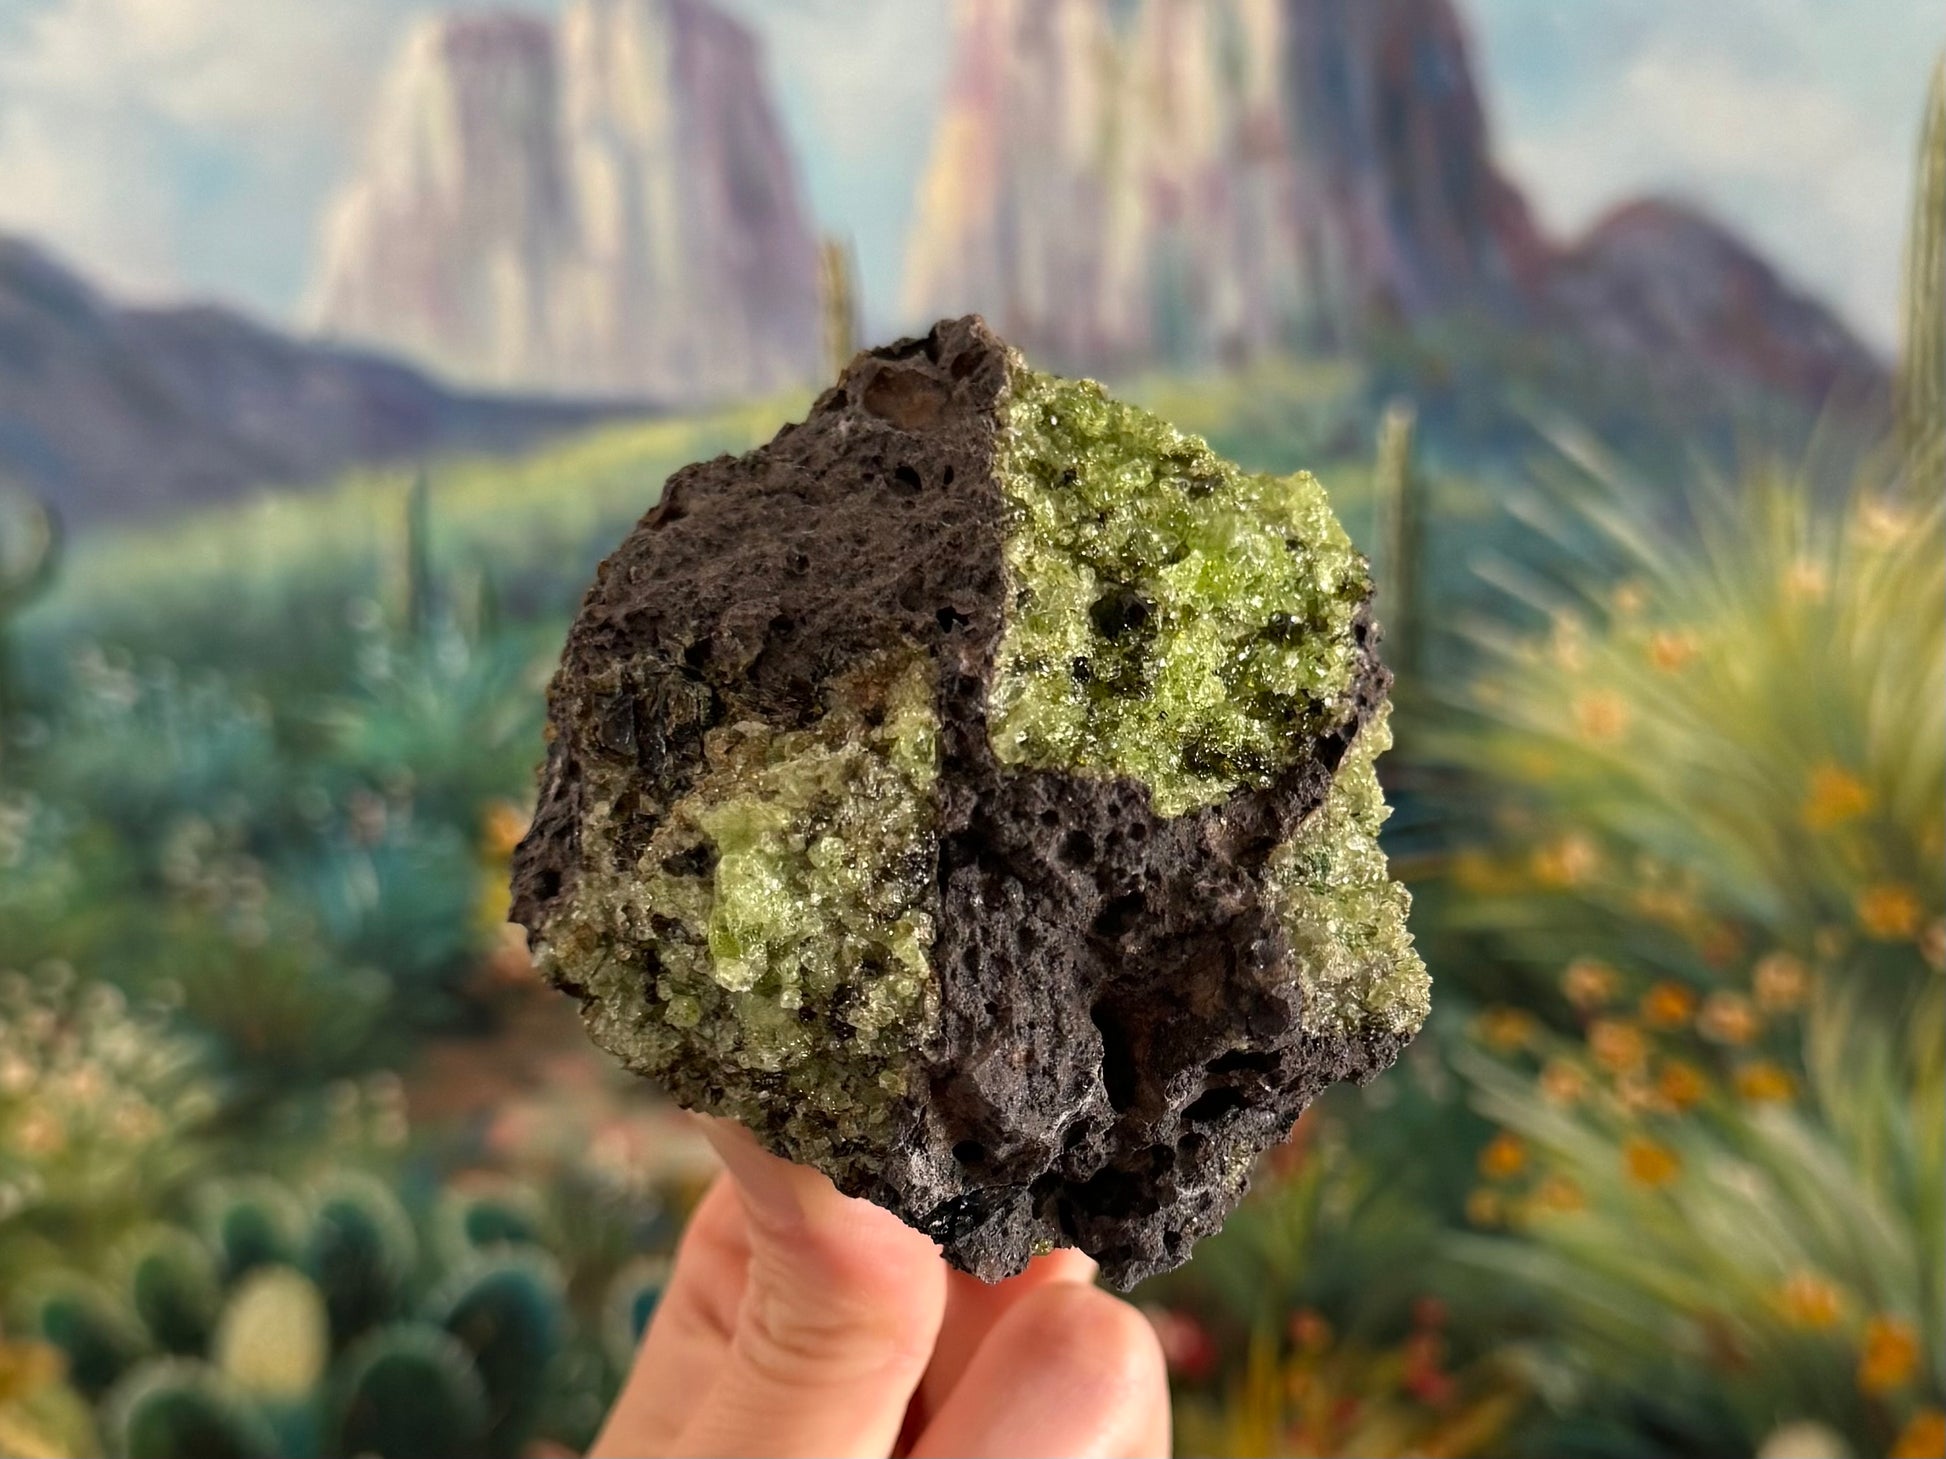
{"left": 425, "top": 1250, "right": 567, "bottom": 1457}
{"left": 117, "top": 1226, "right": 221, "bottom": 1357}
{"left": 330, "top": 1322, "right": 487, "bottom": 1459}
{"left": 303, "top": 1175, "right": 416, "bottom": 1348}
{"left": 104, "top": 1359, "right": 277, "bottom": 1459}
{"left": 602, "top": 1255, "right": 670, "bottom": 1371}
{"left": 196, "top": 1179, "right": 307, "bottom": 1286}
{"left": 11, "top": 1273, "right": 148, "bottom": 1399}
{"left": 432, "top": 1181, "right": 547, "bottom": 1270}
{"left": 1900, "top": 56, "right": 1945, "bottom": 490}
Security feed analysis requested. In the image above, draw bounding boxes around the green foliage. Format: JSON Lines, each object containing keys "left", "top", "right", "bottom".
{"left": 426, "top": 1251, "right": 567, "bottom": 1457}
{"left": 330, "top": 1323, "right": 487, "bottom": 1459}
{"left": 13, "top": 1273, "right": 148, "bottom": 1398}
{"left": 0, "top": 485, "right": 62, "bottom": 714}
{"left": 304, "top": 1175, "right": 417, "bottom": 1348}
{"left": 105, "top": 1359, "right": 278, "bottom": 1459}
{"left": 117, "top": 1227, "right": 221, "bottom": 1357}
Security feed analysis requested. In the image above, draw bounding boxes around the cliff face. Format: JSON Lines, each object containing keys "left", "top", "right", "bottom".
{"left": 905, "top": 0, "right": 1546, "bottom": 373}
{"left": 310, "top": 1, "right": 822, "bottom": 404}
{"left": 905, "top": 0, "right": 1879, "bottom": 401}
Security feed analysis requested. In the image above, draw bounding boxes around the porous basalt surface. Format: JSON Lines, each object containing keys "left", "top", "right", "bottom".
{"left": 512, "top": 316, "right": 1428, "bottom": 1288}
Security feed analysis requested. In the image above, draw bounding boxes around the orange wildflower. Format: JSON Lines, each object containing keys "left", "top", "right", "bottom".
{"left": 1776, "top": 1272, "right": 1844, "bottom": 1329}
{"left": 1858, "top": 884, "right": 1924, "bottom": 941}
{"left": 1892, "top": 1408, "right": 1945, "bottom": 1459}
{"left": 1734, "top": 1062, "right": 1797, "bottom": 1104}
{"left": 1648, "top": 630, "right": 1699, "bottom": 673}
{"left": 1623, "top": 1137, "right": 1680, "bottom": 1188}
{"left": 1573, "top": 690, "right": 1631, "bottom": 744}
{"left": 1465, "top": 1188, "right": 1504, "bottom": 1227}
{"left": 1801, "top": 765, "right": 1873, "bottom": 830}
{"left": 1539, "top": 1059, "right": 1589, "bottom": 1105}
{"left": 480, "top": 800, "right": 531, "bottom": 859}
{"left": 1640, "top": 982, "right": 1698, "bottom": 1029}
{"left": 1530, "top": 1175, "right": 1586, "bottom": 1215}
{"left": 1858, "top": 1316, "right": 1921, "bottom": 1394}
{"left": 1562, "top": 958, "right": 1621, "bottom": 1010}
{"left": 1478, "top": 1132, "right": 1527, "bottom": 1180}
{"left": 1753, "top": 952, "right": 1811, "bottom": 1012}
{"left": 1657, "top": 1059, "right": 1709, "bottom": 1111}
{"left": 1475, "top": 1006, "right": 1537, "bottom": 1052}
{"left": 1589, "top": 1018, "right": 1649, "bottom": 1075}
{"left": 1288, "top": 1309, "right": 1333, "bottom": 1354}
{"left": 1698, "top": 992, "right": 1760, "bottom": 1046}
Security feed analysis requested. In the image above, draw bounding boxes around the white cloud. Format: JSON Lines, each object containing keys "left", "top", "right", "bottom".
{"left": 1477, "top": 1, "right": 1936, "bottom": 352}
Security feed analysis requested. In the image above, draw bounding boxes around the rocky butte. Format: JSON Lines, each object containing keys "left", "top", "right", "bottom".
{"left": 308, "top": 0, "right": 823, "bottom": 405}
{"left": 510, "top": 318, "right": 1429, "bottom": 1288}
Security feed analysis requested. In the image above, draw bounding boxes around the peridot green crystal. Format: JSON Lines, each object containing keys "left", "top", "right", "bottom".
{"left": 1265, "top": 703, "right": 1430, "bottom": 1036}
{"left": 532, "top": 654, "right": 940, "bottom": 1172}
{"left": 989, "top": 362, "right": 1371, "bottom": 816}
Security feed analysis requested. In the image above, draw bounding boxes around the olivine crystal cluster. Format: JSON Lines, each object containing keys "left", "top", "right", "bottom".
{"left": 511, "top": 317, "right": 1427, "bottom": 1288}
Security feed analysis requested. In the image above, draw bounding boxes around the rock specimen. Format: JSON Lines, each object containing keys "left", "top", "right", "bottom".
{"left": 510, "top": 317, "right": 1428, "bottom": 1288}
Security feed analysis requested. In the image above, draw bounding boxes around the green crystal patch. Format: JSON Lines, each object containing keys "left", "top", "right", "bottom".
{"left": 533, "top": 653, "right": 940, "bottom": 1167}
{"left": 1266, "top": 704, "right": 1429, "bottom": 1038}
{"left": 989, "top": 361, "right": 1372, "bottom": 816}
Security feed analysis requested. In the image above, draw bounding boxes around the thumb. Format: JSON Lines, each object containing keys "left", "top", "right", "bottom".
{"left": 675, "top": 1118, "right": 948, "bottom": 1458}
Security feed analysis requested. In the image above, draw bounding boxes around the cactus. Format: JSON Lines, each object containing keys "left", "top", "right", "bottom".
{"left": 425, "top": 1251, "right": 566, "bottom": 1457}
{"left": 433, "top": 1181, "right": 546, "bottom": 1269}
{"left": 196, "top": 1178, "right": 307, "bottom": 1286}
{"left": 104, "top": 1359, "right": 276, "bottom": 1459}
{"left": 211, "top": 1266, "right": 328, "bottom": 1401}
{"left": 1373, "top": 398, "right": 1425, "bottom": 682}
{"left": 0, "top": 485, "right": 62, "bottom": 714}
{"left": 330, "top": 1322, "right": 487, "bottom": 1459}
{"left": 820, "top": 235, "right": 860, "bottom": 381}
{"left": 13, "top": 1273, "right": 147, "bottom": 1398}
{"left": 1900, "top": 55, "right": 1945, "bottom": 490}
{"left": 602, "top": 1255, "right": 670, "bottom": 1371}
{"left": 303, "top": 1175, "right": 416, "bottom": 1348}
{"left": 118, "top": 1227, "right": 221, "bottom": 1356}
{"left": 400, "top": 468, "right": 436, "bottom": 642}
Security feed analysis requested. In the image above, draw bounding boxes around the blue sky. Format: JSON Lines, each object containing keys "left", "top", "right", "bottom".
{"left": 0, "top": 0, "right": 1936, "bottom": 352}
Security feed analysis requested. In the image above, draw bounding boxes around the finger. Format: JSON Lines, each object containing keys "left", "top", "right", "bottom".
{"left": 910, "top": 1282, "right": 1172, "bottom": 1459}
{"left": 589, "top": 1174, "right": 750, "bottom": 1457}
{"left": 915, "top": 1248, "right": 1098, "bottom": 1424}
{"left": 675, "top": 1119, "right": 949, "bottom": 1458}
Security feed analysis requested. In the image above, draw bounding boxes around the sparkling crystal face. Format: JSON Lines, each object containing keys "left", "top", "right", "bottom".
{"left": 533, "top": 653, "right": 940, "bottom": 1171}
{"left": 1265, "top": 703, "right": 1430, "bottom": 1037}
{"left": 988, "top": 361, "right": 1373, "bottom": 817}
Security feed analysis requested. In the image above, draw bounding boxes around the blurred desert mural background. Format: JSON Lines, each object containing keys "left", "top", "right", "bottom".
{"left": 0, "top": 1, "right": 1941, "bottom": 1456}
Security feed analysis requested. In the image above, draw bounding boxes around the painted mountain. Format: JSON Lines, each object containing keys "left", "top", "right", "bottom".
{"left": 904, "top": 0, "right": 1883, "bottom": 403}
{"left": 308, "top": 1, "right": 824, "bottom": 405}
{"left": 0, "top": 235, "right": 617, "bottom": 526}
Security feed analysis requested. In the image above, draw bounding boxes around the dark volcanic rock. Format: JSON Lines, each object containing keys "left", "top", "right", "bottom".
{"left": 511, "top": 316, "right": 1427, "bottom": 1288}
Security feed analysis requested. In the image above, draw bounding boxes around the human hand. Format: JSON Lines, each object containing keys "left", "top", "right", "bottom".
{"left": 590, "top": 1119, "right": 1170, "bottom": 1458}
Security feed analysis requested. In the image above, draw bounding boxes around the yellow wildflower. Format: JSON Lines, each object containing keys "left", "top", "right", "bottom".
{"left": 1657, "top": 1059, "right": 1709, "bottom": 1111}
{"left": 1589, "top": 1018, "right": 1649, "bottom": 1075}
{"left": 1610, "top": 581, "right": 1648, "bottom": 616}
{"left": 1478, "top": 1132, "right": 1527, "bottom": 1180}
{"left": 1698, "top": 992, "right": 1760, "bottom": 1046}
{"left": 1858, "top": 1316, "right": 1921, "bottom": 1394}
{"left": 1734, "top": 1062, "right": 1797, "bottom": 1103}
{"left": 1753, "top": 952, "right": 1811, "bottom": 1012}
{"left": 1465, "top": 1188, "right": 1504, "bottom": 1227}
{"left": 1776, "top": 1272, "right": 1844, "bottom": 1329}
{"left": 1562, "top": 958, "right": 1621, "bottom": 1010}
{"left": 1892, "top": 1408, "right": 1945, "bottom": 1459}
{"left": 1539, "top": 1059, "right": 1589, "bottom": 1105}
{"left": 1623, "top": 1137, "right": 1681, "bottom": 1188}
{"left": 1647, "top": 629, "right": 1699, "bottom": 673}
{"left": 1801, "top": 765, "right": 1873, "bottom": 830}
{"left": 1640, "top": 981, "right": 1698, "bottom": 1029}
{"left": 1858, "top": 884, "right": 1923, "bottom": 941}
{"left": 1474, "top": 1006, "right": 1537, "bottom": 1053}
{"left": 1573, "top": 690, "right": 1631, "bottom": 744}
